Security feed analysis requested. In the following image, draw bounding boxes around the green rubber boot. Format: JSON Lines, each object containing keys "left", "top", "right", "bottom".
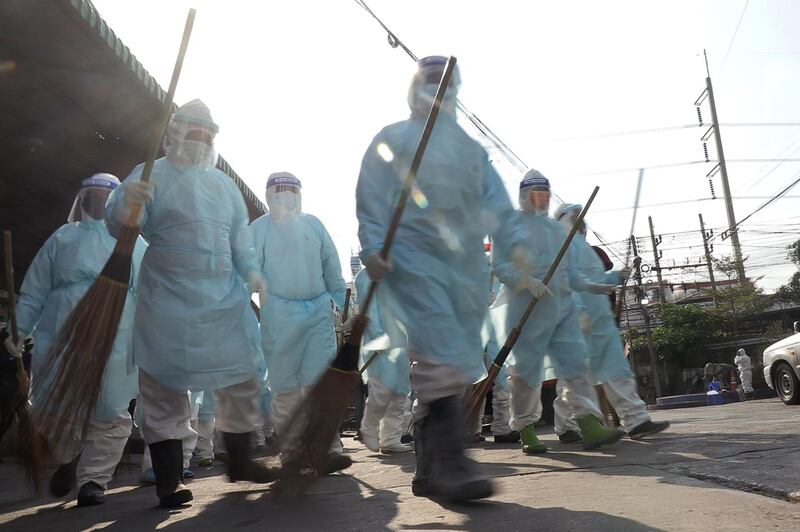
{"left": 520, "top": 425, "right": 548, "bottom": 454}
{"left": 576, "top": 415, "right": 623, "bottom": 450}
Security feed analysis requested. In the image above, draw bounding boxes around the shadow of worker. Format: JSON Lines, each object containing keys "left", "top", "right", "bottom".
{"left": 401, "top": 499, "right": 664, "bottom": 532}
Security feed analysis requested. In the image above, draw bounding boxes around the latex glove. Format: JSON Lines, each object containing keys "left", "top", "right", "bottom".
{"left": 366, "top": 253, "right": 393, "bottom": 282}
{"left": 516, "top": 275, "right": 552, "bottom": 299}
{"left": 3, "top": 334, "right": 24, "bottom": 359}
{"left": 617, "top": 267, "right": 632, "bottom": 282}
{"left": 579, "top": 313, "right": 592, "bottom": 335}
{"left": 124, "top": 181, "right": 155, "bottom": 207}
{"left": 246, "top": 271, "right": 267, "bottom": 295}
{"left": 586, "top": 282, "right": 616, "bottom": 295}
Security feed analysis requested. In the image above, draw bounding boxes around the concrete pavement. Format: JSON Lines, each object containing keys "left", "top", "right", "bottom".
{"left": 2, "top": 399, "right": 800, "bottom": 531}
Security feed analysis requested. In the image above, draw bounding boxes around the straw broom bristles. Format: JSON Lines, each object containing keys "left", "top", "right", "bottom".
{"left": 4, "top": 230, "right": 46, "bottom": 495}
{"left": 33, "top": 226, "right": 136, "bottom": 449}
{"left": 273, "top": 57, "right": 459, "bottom": 496}
{"left": 30, "top": 10, "right": 196, "bottom": 451}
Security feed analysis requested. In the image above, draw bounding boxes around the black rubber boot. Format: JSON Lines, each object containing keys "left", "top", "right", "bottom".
{"left": 49, "top": 454, "right": 80, "bottom": 497}
{"left": 493, "top": 431, "right": 521, "bottom": 444}
{"left": 76, "top": 481, "right": 105, "bottom": 507}
{"left": 149, "top": 440, "right": 193, "bottom": 508}
{"left": 411, "top": 415, "right": 433, "bottom": 497}
{"left": 222, "top": 432, "right": 282, "bottom": 483}
{"left": 320, "top": 452, "right": 353, "bottom": 475}
{"left": 627, "top": 420, "right": 670, "bottom": 440}
{"left": 558, "top": 430, "right": 583, "bottom": 444}
{"left": 414, "top": 396, "right": 494, "bottom": 502}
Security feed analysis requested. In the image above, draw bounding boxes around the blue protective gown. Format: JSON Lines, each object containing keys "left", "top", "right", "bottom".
{"left": 571, "top": 234, "right": 631, "bottom": 383}
{"left": 15, "top": 220, "right": 145, "bottom": 422}
{"left": 106, "top": 157, "right": 261, "bottom": 391}
{"left": 251, "top": 213, "right": 347, "bottom": 394}
{"left": 492, "top": 212, "right": 592, "bottom": 387}
{"left": 356, "top": 114, "right": 527, "bottom": 382}
{"left": 354, "top": 268, "right": 410, "bottom": 396}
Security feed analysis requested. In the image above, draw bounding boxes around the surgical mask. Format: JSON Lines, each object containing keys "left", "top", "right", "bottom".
{"left": 269, "top": 190, "right": 301, "bottom": 218}
{"left": 174, "top": 139, "right": 216, "bottom": 168}
{"left": 165, "top": 124, "right": 217, "bottom": 169}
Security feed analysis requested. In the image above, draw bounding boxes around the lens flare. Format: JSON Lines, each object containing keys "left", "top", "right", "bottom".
{"left": 376, "top": 142, "right": 394, "bottom": 162}
{"left": 410, "top": 185, "right": 428, "bottom": 209}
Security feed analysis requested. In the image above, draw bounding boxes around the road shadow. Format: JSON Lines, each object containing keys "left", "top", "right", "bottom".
{"left": 399, "top": 499, "right": 663, "bottom": 531}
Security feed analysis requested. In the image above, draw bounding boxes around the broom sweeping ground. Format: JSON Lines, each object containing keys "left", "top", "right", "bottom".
{"left": 465, "top": 187, "right": 600, "bottom": 433}
{"left": 273, "top": 57, "right": 458, "bottom": 496}
{"left": 32, "top": 10, "right": 196, "bottom": 450}
{"left": 4, "top": 231, "right": 45, "bottom": 494}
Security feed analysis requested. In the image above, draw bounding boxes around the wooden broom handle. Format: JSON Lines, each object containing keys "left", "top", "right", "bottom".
{"left": 3, "top": 231, "right": 19, "bottom": 345}
{"left": 124, "top": 9, "right": 196, "bottom": 228}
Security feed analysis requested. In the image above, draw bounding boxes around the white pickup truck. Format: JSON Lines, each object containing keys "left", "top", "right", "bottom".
{"left": 763, "top": 321, "right": 800, "bottom": 404}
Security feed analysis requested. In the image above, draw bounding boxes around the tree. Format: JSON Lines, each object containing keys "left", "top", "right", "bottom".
{"left": 775, "top": 239, "right": 800, "bottom": 304}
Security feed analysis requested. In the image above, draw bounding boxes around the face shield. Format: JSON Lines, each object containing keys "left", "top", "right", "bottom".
{"left": 265, "top": 172, "right": 302, "bottom": 219}
{"left": 164, "top": 99, "right": 219, "bottom": 169}
{"left": 407, "top": 56, "right": 462, "bottom": 118}
{"left": 164, "top": 120, "right": 218, "bottom": 169}
{"left": 556, "top": 204, "right": 585, "bottom": 234}
{"left": 519, "top": 170, "right": 551, "bottom": 215}
{"left": 67, "top": 173, "right": 120, "bottom": 223}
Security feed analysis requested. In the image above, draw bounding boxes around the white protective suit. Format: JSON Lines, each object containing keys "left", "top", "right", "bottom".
{"left": 734, "top": 348, "right": 753, "bottom": 394}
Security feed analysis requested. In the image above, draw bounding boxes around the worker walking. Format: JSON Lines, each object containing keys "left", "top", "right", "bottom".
{"left": 251, "top": 172, "right": 351, "bottom": 474}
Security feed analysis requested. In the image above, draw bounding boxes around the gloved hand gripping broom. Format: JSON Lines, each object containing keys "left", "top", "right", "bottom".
{"left": 33, "top": 10, "right": 197, "bottom": 448}
{"left": 465, "top": 187, "right": 600, "bottom": 431}
{"left": 274, "top": 57, "right": 458, "bottom": 495}
{"left": 3, "top": 231, "right": 45, "bottom": 494}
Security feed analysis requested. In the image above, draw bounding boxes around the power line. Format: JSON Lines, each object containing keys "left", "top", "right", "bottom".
{"left": 720, "top": 0, "right": 750, "bottom": 73}
{"left": 709, "top": 169, "right": 800, "bottom": 243}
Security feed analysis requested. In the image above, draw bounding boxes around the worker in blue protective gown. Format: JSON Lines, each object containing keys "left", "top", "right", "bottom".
{"left": 250, "top": 172, "right": 351, "bottom": 474}
{"left": 354, "top": 267, "right": 413, "bottom": 454}
{"left": 356, "top": 56, "right": 531, "bottom": 502}
{"left": 106, "top": 100, "right": 278, "bottom": 508}
{"left": 492, "top": 171, "right": 623, "bottom": 455}
{"left": 5, "top": 174, "right": 144, "bottom": 507}
{"left": 552, "top": 204, "right": 669, "bottom": 441}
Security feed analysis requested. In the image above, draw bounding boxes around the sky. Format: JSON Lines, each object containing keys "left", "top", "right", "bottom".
{"left": 91, "top": 0, "right": 800, "bottom": 291}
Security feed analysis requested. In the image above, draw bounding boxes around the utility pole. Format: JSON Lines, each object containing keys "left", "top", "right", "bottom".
{"left": 698, "top": 213, "right": 718, "bottom": 304}
{"left": 648, "top": 216, "right": 665, "bottom": 303}
{"left": 632, "top": 237, "right": 662, "bottom": 398}
{"left": 696, "top": 50, "right": 746, "bottom": 285}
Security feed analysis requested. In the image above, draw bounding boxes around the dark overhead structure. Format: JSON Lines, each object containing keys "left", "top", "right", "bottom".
{"left": 0, "top": 0, "right": 265, "bottom": 291}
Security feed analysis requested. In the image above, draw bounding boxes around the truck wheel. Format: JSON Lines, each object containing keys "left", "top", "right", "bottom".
{"left": 774, "top": 362, "right": 800, "bottom": 405}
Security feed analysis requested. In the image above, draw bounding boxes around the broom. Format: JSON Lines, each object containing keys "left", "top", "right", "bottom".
{"left": 274, "top": 57, "right": 458, "bottom": 495}
{"left": 465, "top": 186, "right": 600, "bottom": 431}
{"left": 3, "top": 231, "right": 45, "bottom": 494}
{"left": 33, "top": 10, "right": 197, "bottom": 449}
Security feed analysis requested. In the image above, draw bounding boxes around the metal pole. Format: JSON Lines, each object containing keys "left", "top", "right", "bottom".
{"left": 633, "top": 244, "right": 662, "bottom": 398}
{"left": 648, "top": 216, "right": 665, "bottom": 303}
{"left": 699, "top": 213, "right": 718, "bottom": 305}
{"left": 706, "top": 75, "right": 746, "bottom": 284}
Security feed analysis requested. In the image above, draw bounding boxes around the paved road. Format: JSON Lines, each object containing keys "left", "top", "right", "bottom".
{"left": 1, "top": 399, "right": 800, "bottom": 531}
